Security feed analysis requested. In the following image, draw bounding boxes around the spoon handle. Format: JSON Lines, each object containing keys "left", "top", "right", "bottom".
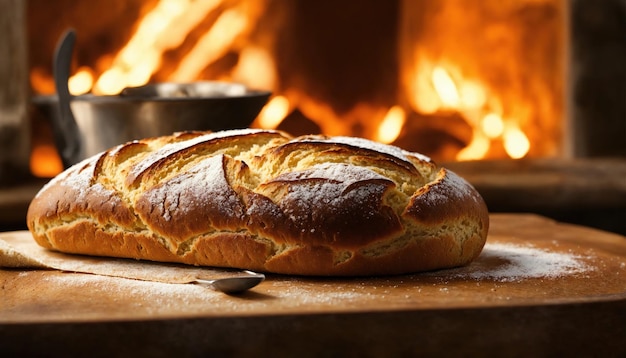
{"left": 52, "top": 29, "right": 83, "bottom": 168}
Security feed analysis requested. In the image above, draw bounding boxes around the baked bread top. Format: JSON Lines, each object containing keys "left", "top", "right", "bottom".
{"left": 27, "top": 129, "right": 489, "bottom": 276}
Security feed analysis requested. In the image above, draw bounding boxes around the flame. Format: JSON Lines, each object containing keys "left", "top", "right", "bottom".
{"left": 30, "top": 144, "right": 63, "bottom": 178}
{"left": 503, "top": 126, "right": 530, "bottom": 159}
{"left": 30, "top": 67, "right": 56, "bottom": 94}
{"left": 459, "top": 81, "right": 487, "bottom": 110}
{"left": 85, "top": 0, "right": 260, "bottom": 94}
{"left": 481, "top": 113, "right": 504, "bottom": 138}
{"left": 233, "top": 46, "right": 276, "bottom": 90}
{"left": 257, "top": 96, "right": 290, "bottom": 129}
{"left": 91, "top": 0, "right": 224, "bottom": 95}
{"left": 170, "top": 7, "right": 249, "bottom": 82}
{"left": 412, "top": 65, "right": 533, "bottom": 161}
{"left": 68, "top": 67, "right": 94, "bottom": 95}
{"left": 456, "top": 130, "right": 490, "bottom": 161}
{"left": 410, "top": 60, "right": 440, "bottom": 114}
{"left": 376, "top": 106, "right": 406, "bottom": 144}
{"left": 95, "top": 68, "right": 127, "bottom": 95}
{"left": 432, "top": 66, "right": 460, "bottom": 108}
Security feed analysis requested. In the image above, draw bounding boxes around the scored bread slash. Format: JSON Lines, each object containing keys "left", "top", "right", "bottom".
{"left": 27, "top": 129, "right": 489, "bottom": 276}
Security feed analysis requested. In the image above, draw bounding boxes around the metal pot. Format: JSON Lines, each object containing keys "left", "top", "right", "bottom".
{"left": 69, "top": 83, "right": 268, "bottom": 163}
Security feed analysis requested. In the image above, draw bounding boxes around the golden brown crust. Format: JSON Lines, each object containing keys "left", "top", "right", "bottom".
{"left": 27, "top": 129, "right": 489, "bottom": 276}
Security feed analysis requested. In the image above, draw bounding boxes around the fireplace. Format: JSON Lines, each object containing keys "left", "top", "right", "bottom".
{"left": 0, "top": 0, "right": 624, "bottom": 234}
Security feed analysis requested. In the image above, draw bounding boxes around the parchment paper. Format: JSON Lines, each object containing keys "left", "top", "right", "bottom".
{"left": 0, "top": 232, "right": 247, "bottom": 284}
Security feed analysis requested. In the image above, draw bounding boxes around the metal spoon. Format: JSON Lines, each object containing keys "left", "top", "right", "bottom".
{"left": 193, "top": 270, "right": 265, "bottom": 294}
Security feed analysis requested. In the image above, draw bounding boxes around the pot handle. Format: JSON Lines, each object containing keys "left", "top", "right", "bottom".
{"left": 52, "top": 29, "right": 83, "bottom": 168}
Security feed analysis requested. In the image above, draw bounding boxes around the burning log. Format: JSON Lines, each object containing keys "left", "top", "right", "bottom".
{"left": 276, "top": 109, "right": 321, "bottom": 137}
{"left": 392, "top": 111, "right": 472, "bottom": 162}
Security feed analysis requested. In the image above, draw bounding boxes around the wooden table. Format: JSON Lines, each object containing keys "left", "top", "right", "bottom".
{"left": 1, "top": 214, "right": 625, "bottom": 357}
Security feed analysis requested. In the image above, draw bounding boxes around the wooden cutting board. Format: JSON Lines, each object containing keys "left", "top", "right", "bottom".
{"left": 1, "top": 213, "right": 625, "bottom": 357}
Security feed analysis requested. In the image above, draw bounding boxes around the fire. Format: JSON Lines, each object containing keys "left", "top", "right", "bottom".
{"left": 171, "top": 7, "right": 249, "bottom": 82}
{"left": 481, "top": 113, "right": 504, "bottom": 139}
{"left": 459, "top": 81, "right": 487, "bottom": 110}
{"left": 65, "top": 0, "right": 265, "bottom": 96}
{"left": 68, "top": 67, "right": 94, "bottom": 95}
{"left": 257, "top": 96, "right": 290, "bottom": 129}
{"left": 456, "top": 131, "right": 490, "bottom": 161}
{"left": 30, "top": 144, "right": 63, "bottom": 178}
{"left": 410, "top": 64, "right": 531, "bottom": 160}
{"left": 375, "top": 106, "right": 406, "bottom": 144}
{"left": 29, "top": 0, "right": 556, "bottom": 180}
{"left": 30, "top": 67, "right": 55, "bottom": 94}
{"left": 409, "top": 59, "right": 440, "bottom": 115}
{"left": 233, "top": 47, "right": 276, "bottom": 91}
{"left": 86, "top": 0, "right": 226, "bottom": 95}
{"left": 503, "top": 126, "right": 531, "bottom": 160}
{"left": 432, "top": 67, "right": 460, "bottom": 108}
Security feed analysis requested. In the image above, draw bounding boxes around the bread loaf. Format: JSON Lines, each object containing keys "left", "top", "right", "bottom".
{"left": 27, "top": 129, "right": 489, "bottom": 276}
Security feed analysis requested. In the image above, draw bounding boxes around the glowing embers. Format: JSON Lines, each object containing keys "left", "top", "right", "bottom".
{"left": 408, "top": 62, "right": 531, "bottom": 160}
